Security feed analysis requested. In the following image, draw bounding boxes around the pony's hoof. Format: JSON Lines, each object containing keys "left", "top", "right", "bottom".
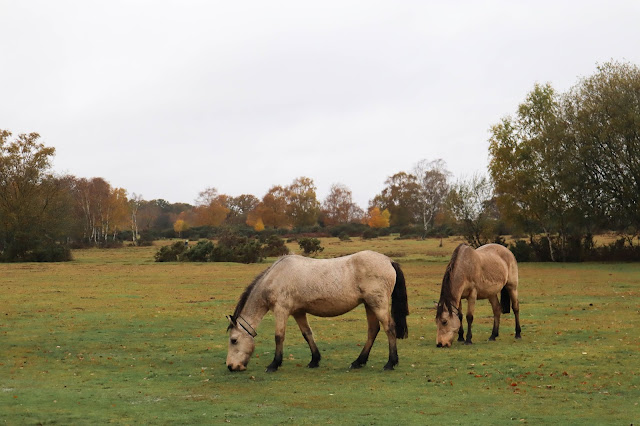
{"left": 457, "top": 337, "right": 465, "bottom": 342}
{"left": 464, "top": 341, "right": 473, "bottom": 345}
{"left": 265, "top": 366, "right": 279, "bottom": 373}
{"left": 307, "top": 362, "right": 320, "bottom": 368}
{"left": 350, "top": 362, "right": 364, "bottom": 369}
{"left": 383, "top": 364, "right": 395, "bottom": 371}
{"left": 515, "top": 334, "right": 522, "bottom": 339}
{"left": 488, "top": 336, "right": 497, "bottom": 341}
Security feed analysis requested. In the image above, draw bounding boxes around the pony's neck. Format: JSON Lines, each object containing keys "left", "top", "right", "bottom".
{"left": 238, "top": 294, "right": 269, "bottom": 332}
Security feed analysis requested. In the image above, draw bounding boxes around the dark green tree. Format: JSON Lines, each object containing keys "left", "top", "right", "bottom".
{"left": 0, "top": 131, "right": 72, "bottom": 261}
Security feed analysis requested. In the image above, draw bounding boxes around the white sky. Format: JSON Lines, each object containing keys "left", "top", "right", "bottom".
{"left": 2, "top": 1, "right": 639, "bottom": 208}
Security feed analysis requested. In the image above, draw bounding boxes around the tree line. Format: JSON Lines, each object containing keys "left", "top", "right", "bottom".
{"left": 1, "top": 61, "right": 638, "bottom": 262}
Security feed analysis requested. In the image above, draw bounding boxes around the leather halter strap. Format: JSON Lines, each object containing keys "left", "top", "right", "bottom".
{"left": 226, "top": 315, "right": 257, "bottom": 338}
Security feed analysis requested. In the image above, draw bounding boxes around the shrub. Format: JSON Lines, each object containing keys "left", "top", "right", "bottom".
{"left": 262, "top": 235, "right": 290, "bottom": 257}
{"left": 298, "top": 237, "right": 324, "bottom": 256}
{"left": 235, "top": 239, "right": 264, "bottom": 264}
{"left": 362, "top": 229, "right": 378, "bottom": 240}
{"left": 183, "top": 240, "right": 214, "bottom": 262}
{"left": 509, "top": 240, "right": 534, "bottom": 262}
{"left": 154, "top": 241, "right": 187, "bottom": 262}
{"left": 338, "top": 232, "right": 351, "bottom": 241}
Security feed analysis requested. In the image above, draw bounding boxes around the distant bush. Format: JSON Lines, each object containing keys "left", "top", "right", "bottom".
{"left": 585, "top": 238, "right": 640, "bottom": 261}
{"left": 338, "top": 232, "right": 351, "bottom": 241}
{"left": 182, "top": 240, "right": 214, "bottom": 262}
{"left": 262, "top": 235, "right": 290, "bottom": 257}
{"left": 509, "top": 240, "right": 534, "bottom": 262}
{"left": 397, "top": 225, "right": 422, "bottom": 239}
{"left": 328, "top": 223, "right": 368, "bottom": 238}
{"left": 32, "top": 243, "right": 73, "bottom": 262}
{"left": 362, "top": 229, "right": 378, "bottom": 240}
{"left": 298, "top": 237, "right": 324, "bottom": 256}
{"left": 154, "top": 241, "right": 188, "bottom": 262}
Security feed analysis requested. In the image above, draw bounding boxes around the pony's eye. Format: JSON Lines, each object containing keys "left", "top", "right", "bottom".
{"left": 230, "top": 338, "right": 238, "bottom": 345}
{"left": 441, "top": 319, "right": 448, "bottom": 326}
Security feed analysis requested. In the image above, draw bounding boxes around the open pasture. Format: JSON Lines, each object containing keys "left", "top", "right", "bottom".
{"left": 1, "top": 237, "right": 639, "bottom": 424}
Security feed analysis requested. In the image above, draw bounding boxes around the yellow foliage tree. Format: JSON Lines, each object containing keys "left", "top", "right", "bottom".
{"left": 173, "top": 219, "right": 189, "bottom": 237}
{"left": 368, "top": 207, "right": 391, "bottom": 228}
{"left": 253, "top": 217, "right": 265, "bottom": 232}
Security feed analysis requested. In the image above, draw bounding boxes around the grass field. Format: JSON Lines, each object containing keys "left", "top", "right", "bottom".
{"left": 1, "top": 237, "right": 639, "bottom": 424}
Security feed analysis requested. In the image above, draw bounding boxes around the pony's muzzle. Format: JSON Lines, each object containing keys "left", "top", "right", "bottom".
{"left": 227, "top": 363, "right": 247, "bottom": 372}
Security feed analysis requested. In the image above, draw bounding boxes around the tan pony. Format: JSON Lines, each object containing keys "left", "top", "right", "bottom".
{"left": 436, "top": 243, "right": 521, "bottom": 347}
{"left": 226, "top": 250, "right": 409, "bottom": 372}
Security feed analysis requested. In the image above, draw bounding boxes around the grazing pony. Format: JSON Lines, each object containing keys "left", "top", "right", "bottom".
{"left": 436, "top": 243, "right": 521, "bottom": 347}
{"left": 226, "top": 250, "right": 409, "bottom": 372}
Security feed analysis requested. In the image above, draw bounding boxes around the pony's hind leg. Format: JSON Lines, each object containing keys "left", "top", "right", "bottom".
{"left": 293, "top": 313, "right": 321, "bottom": 368}
{"left": 508, "top": 286, "right": 522, "bottom": 339}
{"left": 369, "top": 305, "right": 399, "bottom": 370}
{"left": 488, "top": 294, "right": 501, "bottom": 341}
{"left": 351, "top": 305, "right": 380, "bottom": 369}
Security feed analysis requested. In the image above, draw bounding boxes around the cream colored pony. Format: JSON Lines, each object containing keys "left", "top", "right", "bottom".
{"left": 226, "top": 251, "right": 409, "bottom": 372}
{"left": 436, "top": 243, "right": 521, "bottom": 347}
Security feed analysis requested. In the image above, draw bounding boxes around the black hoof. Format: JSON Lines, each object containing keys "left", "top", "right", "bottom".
{"left": 464, "top": 341, "right": 473, "bottom": 345}
{"left": 350, "top": 361, "right": 364, "bottom": 369}
{"left": 265, "top": 365, "right": 279, "bottom": 373}
{"left": 383, "top": 364, "right": 395, "bottom": 371}
{"left": 515, "top": 334, "right": 522, "bottom": 339}
{"left": 488, "top": 336, "right": 497, "bottom": 341}
{"left": 307, "top": 361, "right": 320, "bottom": 368}
{"left": 457, "top": 337, "right": 465, "bottom": 342}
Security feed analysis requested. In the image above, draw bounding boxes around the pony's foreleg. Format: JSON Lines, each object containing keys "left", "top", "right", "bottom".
{"left": 293, "top": 313, "right": 321, "bottom": 368}
{"left": 350, "top": 305, "right": 380, "bottom": 369}
{"left": 464, "top": 296, "right": 476, "bottom": 345}
{"left": 488, "top": 294, "right": 501, "bottom": 341}
{"left": 457, "top": 301, "right": 465, "bottom": 342}
{"left": 266, "top": 310, "right": 288, "bottom": 373}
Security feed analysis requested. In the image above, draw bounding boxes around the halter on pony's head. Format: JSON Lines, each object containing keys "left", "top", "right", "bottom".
{"left": 226, "top": 315, "right": 257, "bottom": 337}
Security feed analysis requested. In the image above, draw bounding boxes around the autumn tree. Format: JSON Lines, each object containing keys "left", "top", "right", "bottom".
{"left": 192, "top": 187, "right": 230, "bottom": 227}
{"left": 488, "top": 83, "right": 575, "bottom": 260}
{"left": 322, "top": 183, "right": 364, "bottom": 225}
{"left": 447, "top": 174, "right": 495, "bottom": 248}
{"left": 286, "top": 177, "right": 320, "bottom": 228}
{"left": 0, "top": 131, "right": 72, "bottom": 261}
{"left": 69, "top": 177, "right": 130, "bottom": 244}
{"left": 247, "top": 185, "right": 290, "bottom": 229}
{"left": 173, "top": 219, "right": 189, "bottom": 237}
{"left": 369, "top": 172, "right": 420, "bottom": 227}
{"left": 129, "top": 193, "right": 143, "bottom": 243}
{"left": 226, "top": 194, "right": 260, "bottom": 225}
{"left": 564, "top": 61, "right": 640, "bottom": 236}
{"left": 413, "top": 159, "right": 451, "bottom": 236}
{"left": 368, "top": 207, "right": 391, "bottom": 229}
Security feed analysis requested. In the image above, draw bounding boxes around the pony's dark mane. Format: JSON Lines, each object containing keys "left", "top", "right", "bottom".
{"left": 436, "top": 244, "right": 465, "bottom": 318}
{"left": 227, "top": 257, "right": 286, "bottom": 331}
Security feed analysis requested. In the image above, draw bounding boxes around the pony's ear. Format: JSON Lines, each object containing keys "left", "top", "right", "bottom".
{"left": 226, "top": 315, "right": 236, "bottom": 326}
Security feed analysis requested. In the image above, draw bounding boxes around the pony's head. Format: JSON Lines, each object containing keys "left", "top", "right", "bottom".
{"left": 435, "top": 303, "right": 460, "bottom": 347}
{"left": 226, "top": 316, "right": 256, "bottom": 371}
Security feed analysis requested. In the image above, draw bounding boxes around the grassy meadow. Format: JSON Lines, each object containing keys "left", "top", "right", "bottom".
{"left": 1, "top": 236, "right": 639, "bottom": 424}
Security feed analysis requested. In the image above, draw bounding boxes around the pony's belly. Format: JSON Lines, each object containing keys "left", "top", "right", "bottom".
{"left": 301, "top": 298, "right": 361, "bottom": 317}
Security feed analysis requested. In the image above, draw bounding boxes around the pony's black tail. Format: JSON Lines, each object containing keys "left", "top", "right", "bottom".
{"left": 391, "top": 261, "right": 409, "bottom": 339}
{"left": 500, "top": 286, "right": 511, "bottom": 314}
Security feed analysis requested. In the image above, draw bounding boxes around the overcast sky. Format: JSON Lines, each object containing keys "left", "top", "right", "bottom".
{"left": 2, "top": 1, "right": 639, "bottom": 208}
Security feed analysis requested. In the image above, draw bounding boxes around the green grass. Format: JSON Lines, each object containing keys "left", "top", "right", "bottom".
{"left": 1, "top": 237, "right": 639, "bottom": 424}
